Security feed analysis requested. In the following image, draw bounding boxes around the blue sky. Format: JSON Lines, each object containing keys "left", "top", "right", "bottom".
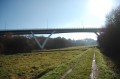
{"left": 0, "top": 0, "right": 118, "bottom": 39}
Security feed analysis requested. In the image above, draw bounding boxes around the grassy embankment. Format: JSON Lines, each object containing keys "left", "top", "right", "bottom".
{"left": 95, "top": 48, "right": 120, "bottom": 79}
{"left": 0, "top": 46, "right": 90, "bottom": 79}
{"left": 1, "top": 46, "right": 119, "bottom": 79}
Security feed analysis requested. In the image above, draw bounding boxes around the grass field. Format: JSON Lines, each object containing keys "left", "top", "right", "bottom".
{"left": 0, "top": 46, "right": 119, "bottom": 79}
{"left": 0, "top": 46, "right": 91, "bottom": 79}
{"left": 95, "top": 48, "right": 120, "bottom": 79}
{"left": 65, "top": 48, "right": 94, "bottom": 79}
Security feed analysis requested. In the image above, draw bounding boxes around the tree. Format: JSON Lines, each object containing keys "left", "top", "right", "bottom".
{"left": 0, "top": 43, "right": 4, "bottom": 54}
{"left": 98, "top": 5, "right": 120, "bottom": 70}
{"left": 0, "top": 33, "right": 34, "bottom": 54}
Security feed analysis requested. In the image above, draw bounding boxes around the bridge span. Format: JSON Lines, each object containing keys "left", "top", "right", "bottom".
{"left": 0, "top": 28, "right": 102, "bottom": 49}
{"left": 0, "top": 28, "right": 101, "bottom": 35}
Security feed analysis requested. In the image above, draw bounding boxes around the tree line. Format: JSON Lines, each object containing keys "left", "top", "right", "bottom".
{"left": 0, "top": 33, "right": 96, "bottom": 55}
{"left": 98, "top": 5, "right": 120, "bottom": 71}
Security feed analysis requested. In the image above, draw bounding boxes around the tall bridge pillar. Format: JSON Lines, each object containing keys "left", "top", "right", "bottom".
{"left": 31, "top": 31, "right": 55, "bottom": 49}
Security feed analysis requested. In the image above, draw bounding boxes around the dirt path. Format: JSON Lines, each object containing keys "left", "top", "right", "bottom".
{"left": 60, "top": 48, "right": 97, "bottom": 79}
{"left": 90, "top": 49, "right": 98, "bottom": 79}
{"left": 60, "top": 60, "right": 80, "bottom": 79}
{"left": 60, "top": 51, "right": 85, "bottom": 79}
{"left": 60, "top": 53, "right": 84, "bottom": 79}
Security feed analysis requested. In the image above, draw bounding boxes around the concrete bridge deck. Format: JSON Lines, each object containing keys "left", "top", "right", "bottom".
{"left": 0, "top": 28, "right": 101, "bottom": 35}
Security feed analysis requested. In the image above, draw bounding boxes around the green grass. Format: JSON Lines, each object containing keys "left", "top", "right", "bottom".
{"left": 95, "top": 48, "right": 120, "bottom": 79}
{"left": 0, "top": 46, "right": 90, "bottom": 79}
{"left": 65, "top": 48, "right": 94, "bottom": 79}
{"left": 1, "top": 46, "right": 119, "bottom": 79}
{"left": 40, "top": 48, "right": 88, "bottom": 79}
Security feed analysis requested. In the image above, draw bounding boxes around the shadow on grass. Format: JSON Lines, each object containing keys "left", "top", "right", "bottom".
{"left": 31, "top": 68, "right": 53, "bottom": 79}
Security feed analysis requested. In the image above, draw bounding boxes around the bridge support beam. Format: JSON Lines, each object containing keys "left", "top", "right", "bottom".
{"left": 31, "top": 31, "right": 42, "bottom": 49}
{"left": 31, "top": 31, "right": 55, "bottom": 50}
{"left": 94, "top": 32, "right": 100, "bottom": 37}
